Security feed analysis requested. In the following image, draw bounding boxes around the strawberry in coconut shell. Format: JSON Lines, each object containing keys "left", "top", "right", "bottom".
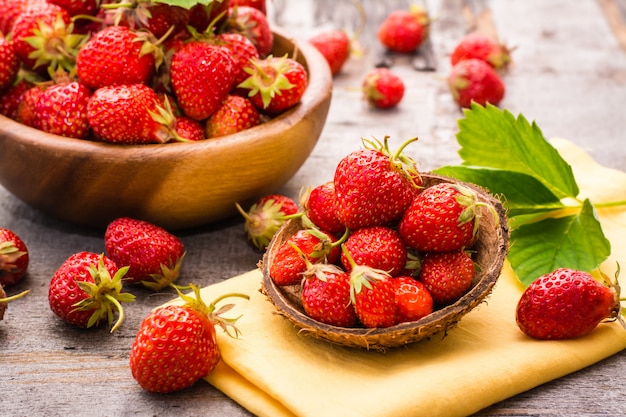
{"left": 340, "top": 226, "right": 407, "bottom": 277}
{"left": 393, "top": 276, "right": 433, "bottom": 323}
{"left": 0, "top": 228, "right": 29, "bottom": 287}
{"left": 236, "top": 193, "right": 299, "bottom": 250}
{"left": 301, "top": 181, "right": 345, "bottom": 235}
{"left": 48, "top": 252, "right": 135, "bottom": 331}
{"left": 419, "top": 249, "right": 475, "bottom": 305}
{"left": 130, "top": 284, "right": 248, "bottom": 393}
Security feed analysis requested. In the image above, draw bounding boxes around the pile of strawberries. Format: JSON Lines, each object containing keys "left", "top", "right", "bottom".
{"left": 0, "top": 0, "right": 307, "bottom": 144}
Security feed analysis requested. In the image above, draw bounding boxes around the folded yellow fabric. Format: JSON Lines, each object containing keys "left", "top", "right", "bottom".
{"left": 168, "top": 139, "right": 626, "bottom": 417}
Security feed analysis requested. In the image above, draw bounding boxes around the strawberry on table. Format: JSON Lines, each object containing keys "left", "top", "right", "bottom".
{"left": 377, "top": 4, "right": 430, "bottom": 53}
{"left": 419, "top": 249, "right": 475, "bottom": 305}
{"left": 308, "top": 29, "right": 351, "bottom": 76}
{"left": 0, "top": 228, "right": 29, "bottom": 287}
{"left": 393, "top": 276, "right": 433, "bottom": 323}
{"left": 362, "top": 67, "right": 405, "bottom": 109}
{"left": 450, "top": 32, "right": 512, "bottom": 70}
{"left": 447, "top": 58, "right": 505, "bottom": 108}
{"left": 340, "top": 226, "right": 407, "bottom": 277}
{"left": 236, "top": 193, "right": 299, "bottom": 250}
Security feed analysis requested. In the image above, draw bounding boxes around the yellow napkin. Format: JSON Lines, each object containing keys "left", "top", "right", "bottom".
{"left": 168, "top": 139, "right": 626, "bottom": 417}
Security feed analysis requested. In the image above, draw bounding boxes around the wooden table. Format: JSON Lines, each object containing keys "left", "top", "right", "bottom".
{"left": 2, "top": 0, "right": 626, "bottom": 415}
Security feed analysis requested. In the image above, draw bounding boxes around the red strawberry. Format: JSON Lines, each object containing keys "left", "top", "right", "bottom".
{"left": 174, "top": 116, "right": 206, "bottom": 141}
{"left": 48, "top": 252, "right": 135, "bottom": 331}
{"left": 35, "top": 80, "right": 92, "bottom": 139}
{"left": 516, "top": 268, "right": 623, "bottom": 340}
{"left": 48, "top": 0, "right": 98, "bottom": 17}
{"left": 302, "top": 181, "right": 345, "bottom": 235}
{"left": 236, "top": 193, "right": 299, "bottom": 250}
{"left": 399, "top": 182, "right": 492, "bottom": 252}
{"left": 0, "top": 79, "right": 34, "bottom": 119}
{"left": 226, "top": 5, "right": 273, "bottom": 57}
{"left": 333, "top": 136, "right": 421, "bottom": 230}
{"left": 229, "top": 0, "right": 266, "bottom": 14}
{"left": 0, "top": 284, "right": 29, "bottom": 321}
{"left": 419, "top": 249, "right": 475, "bottom": 305}
{"left": 170, "top": 40, "right": 236, "bottom": 120}
{"left": 447, "top": 58, "right": 505, "bottom": 108}
{"left": 205, "top": 94, "right": 261, "bottom": 138}
{"left": 105, "top": 2, "right": 190, "bottom": 40}
{"left": 308, "top": 29, "right": 350, "bottom": 76}
{"left": 0, "top": 34, "right": 19, "bottom": 93}
{"left": 130, "top": 284, "right": 248, "bottom": 393}
{"left": 0, "top": 228, "right": 29, "bottom": 287}
{"left": 340, "top": 226, "right": 407, "bottom": 277}
{"left": 301, "top": 262, "right": 357, "bottom": 327}
{"left": 0, "top": 0, "right": 40, "bottom": 35}
{"left": 76, "top": 25, "right": 159, "bottom": 90}
{"left": 450, "top": 33, "right": 511, "bottom": 70}
{"left": 87, "top": 83, "right": 172, "bottom": 144}
{"left": 104, "top": 217, "right": 186, "bottom": 291}
{"left": 239, "top": 54, "right": 307, "bottom": 114}
{"left": 377, "top": 5, "right": 430, "bottom": 53}
{"left": 16, "top": 84, "right": 46, "bottom": 128}
{"left": 393, "top": 276, "right": 433, "bottom": 323}
{"left": 216, "top": 32, "right": 260, "bottom": 90}
{"left": 362, "top": 67, "right": 405, "bottom": 109}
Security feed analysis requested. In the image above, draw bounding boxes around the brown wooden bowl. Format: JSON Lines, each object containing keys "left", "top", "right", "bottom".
{"left": 261, "top": 174, "right": 510, "bottom": 350}
{"left": 0, "top": 27, "right": 332, "bottom": 231}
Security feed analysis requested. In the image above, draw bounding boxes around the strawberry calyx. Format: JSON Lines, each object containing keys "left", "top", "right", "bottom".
{"left": 71, "top": 255, "right": 136, "bottom": 332}
{"left": 0, "top": 287, "right": 30, "bottom": 321}
{"left": 600, "top": 264, "right": 626, "bottom": 328}
{"left": 235, "top": 199, "right": 303, "bottom": 250}
{"left": 141, "top": 251, "right": 186, "bottom": 291}
{"left": 362, "top": 136, "right": 422, "bottom": 188}
{"left": 0, "top": 241, "right": 27, "bottom": 274}
{"left": 238, "top": 54, "right": 296, "bottom": 109}
{"left": 342, "top": 244, "right": 392, "bottom": 304}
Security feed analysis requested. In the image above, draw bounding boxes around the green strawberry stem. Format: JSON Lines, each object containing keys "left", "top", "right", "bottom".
{"left": 0, "top": 289, "right": 30, "bottom": 303}
{"left": 342, "top": 244, "right": 391, "bottom": 304}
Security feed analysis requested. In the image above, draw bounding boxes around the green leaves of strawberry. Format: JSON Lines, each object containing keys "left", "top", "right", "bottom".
{"left": 434, "top": 103, "right": 612, "bottom": 286}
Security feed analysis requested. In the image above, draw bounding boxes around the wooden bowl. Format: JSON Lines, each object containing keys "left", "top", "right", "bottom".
{"left": 261, "top": 174, "right": 510, "bottom": 350}
{"left": 0, "top": 28, "right": 332, "bottom": 231}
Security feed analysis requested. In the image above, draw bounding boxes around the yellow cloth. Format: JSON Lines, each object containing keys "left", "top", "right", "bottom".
{"left": 167, "top": 139, "right": 626, "bottom": 417}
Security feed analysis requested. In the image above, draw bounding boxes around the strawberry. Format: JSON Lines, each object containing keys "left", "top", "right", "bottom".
{"left": 130, "top": 284, "right": 248, "bottom": 393}
{"left": 340, "top": 226, "right": 407, "bottom": 277}
{"left": 301, "top": 262, "right": 357, "bottom": 327}
{"left": 450, "top": 33, "right": 511, "bottom": 70}
{"left": 105, "top": 1, "right": 190, "bottom": 40}
{"left": 48, "top": 0, "right": 98, "bottom": 17}
{"left": 377, "top": 5, "right": 430, "bottom": 53}
{"left": 447, "top": 58, "right": 505, "bottom": 108}
{"left": 0, "top": 284, "right": 29, "bottom": 321}
{"left": 419, "top": 249, "right": 475, "bottom": 305}
{"left": 48, "top": 252, "right": 135, "bottom": 331}
{"left": 302, "top": 181, "right": 345, "bottom": 235}
{"left": 205, "top": 94, "right": 261, "bottom": 138}
{"left": 399, "top": 182, "right": 492, "bottom": 252}
{"left": 170, "top": 40, "right": 236, "bottom": 120}
{"left": 16, "top": 84, "right": 46, "bottom": 129}
{"left": 516, "top": 268, "right": 623, "bottom": 340}
{"left": 229, "top": 0, "right": 266, "bottom": 14}
{"left": 393, "top": 276, "right": 433, "bottom": 323}
{"left": 333, "top": 136, "right": 421, "bottom": 230}
{"left": 76, "top": 25, "right": 159, "bottom": 90}
{"left": 225, "top": 5, "right": 273, "bottom": 57}
{"left": 239, "top": 54, "right": 307, "bottom": 114}
{"left": 216, "top": 32, "right": 260, "bottom": 90}
{"left": 104, "top": 217, "right": 186, "bottom": 291}
{"left": 0, "top": 228, "right": 29, "bottom": 287}
{"left": 0, "top": 0, "right": 39, "bottom": 35}
{"left": 87, "top": 83, "right": 172, "bottom": 144}
{"left": 174, "top": 116, "right": 206, "bottom": 141}
{"left": 0, "top": 79, "right": 34, "bottom": 119}
{"left": 188, "top": 0, "right": 231, "bottom": 33}
{"left": 235, "top": 193, "right": 299, "bottom": 250}
{"left": 35, "top": 79, "right": 92, "bottom": 139}
{"left": 308, "top": 29, "right": 350, "bottom": 76}
{"left": 0, "top": 34, "right": 19, "bottom": 93}
{"left": 362, "top": 67, "right": 405, "bottom": 109}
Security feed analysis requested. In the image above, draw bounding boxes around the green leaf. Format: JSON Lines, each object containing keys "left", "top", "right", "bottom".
{"left": 153, "top": 0, "right": 219, "bottom": 9}
{"left": 456, "top": 103, "right": 579, "bottom": 199}
{"left": 507, "top": 199, "right": 611, "bottom": 286}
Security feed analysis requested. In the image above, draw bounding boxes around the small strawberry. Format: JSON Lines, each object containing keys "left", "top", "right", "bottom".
{"left": 301, "top": 262, "right": 357, "bottom": 327}
{"left": 105, "top": 1, "right": 190, "bottom": 40}
{"left": 447, "top": 58, "right": 505, "bottom": 108}
{"left": 130, "top": 284, "right": 249, "bottom": 393}
{"left": 377, "top": 5, "right": 430, "bottom": 53}
{"left": 450, "top": 33, "right": 511, "bottom": 70}
{"left": 229, "top": 0, "right": 266, "bottom": 14}
{"left": 205, "top": 94, "right": 261, "bottom": 138}
{"left": 174, "top": 116, "right": 206, "bottom": 141}
{"left": 225, "top": 5, "right": 273, "bottom": 57}
{"left": 0, "top": 79, "right": 34, "bottom": 119}
{"left": 15, "top": 84, "right": 46, "bottom": 129}
{"left": 235, "top": 193, "right": 299, "bottom": 250}
{"left": 362, "top": 67, "right": 405, "bottom": 109}
{"left": 48, "top": 252, "right": 135, "bottom": 331}
{"left": 308, "top": 29, "right": 351, "bottom": 76}
{"left": 104, "top": 217, "right": 186, "bottom": 291}
{"left": 419, "top": 249, "right": 475, "bottom": 305}
{"left": 393, "top": 276, "right": 433, "bottom": 323}
{"left": 301, "top": 181, "right": 345, "bottom": 235}
{"left": 340, "top": 226, "right": 407, "bottom": 277}
{"left": 0, "top": 34, "right": 19, "bottom": 93}
{"left": 0, "top": 284, "right": 29, "bottom": 321}
{"left": 334, "top": 136, "right": 421, "bottom": 230}
{"left": 239, "top": 54, "right": 308, "bottom": 114}
{"left": 35, "top": 79, "right": 92, "bottom": 139}
{"left": 399, "top": 182, "right": 495, "bottom": 252}
{"left": 0, "top": 228, "right": 29, "bottom": 287}
{"left": 216, "top": 32, "right": 260, "bottom": 90}
{"left": 48, "top": 0, "right": 98, "bottom": 17}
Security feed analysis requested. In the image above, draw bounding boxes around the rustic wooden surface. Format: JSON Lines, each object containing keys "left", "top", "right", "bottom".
{"left": 2, "top": 0, "right": 626, "bottom": 415}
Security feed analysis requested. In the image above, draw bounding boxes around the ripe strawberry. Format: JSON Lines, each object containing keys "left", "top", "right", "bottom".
{"left": 76, "top": 25, "right": 159, "bottom": 90}
{"left": 187, "top": 0, "right": 231, "bottom": 33}
{"left": 35, "top": 80, "right": 92, "bottom": 139}
{"left": 393, "top": 276, "right": 433, "bottom": 323}
{"left": 87, "top": 83, "right": 172, "bottom": 144}
{"left": 174, "top": 116, "right": 206, "bottom": 141}
{"left": 104, "top": 217, "right": 186, "bottom": 291}
{"left": 302, "top": 181, "right": 345, "bottom": 235}
{"left": 362, "top": 68, "right": 405, "bottom": 109}
{"left": 447, "top": 58, "right": 505, "bottom": 108}
{"left": 399, "top": 182, "right": 492, "bottom": 252}
{"left": 130, "top": 284, "right": 248, "bottom": 393}
{"left": 239, "top": 55, "right": 308, "bottom": 114}
{"left": 308, "top": 29, "right": 350, "bottom": 76}
{"left": 106, "top": 2, "right": 190, "bottom": 40}
{"left": 333, "top": 136, "right": 421, "bottom": 230}
{"left": 419, "top": 249, "right": 475, "bottom": 305}
{"left": 170, "top": 41, "right": 236, "bottom": 120}
{"left": 229, "top": 0, "right": 266, "bottom": 14}
{"left": 205, "top": 94, "right": 261, "bottom": 138}
{"left": 0, "top": 79, "right": 33, "bottom": 119}
{"left": 0, "top": 0, "right": 39, "bottom": 35}
{"left": 48, "top": 252, "right": 135, "bottom": 331}
{"left": 48, "top": 0, "right": 98, "bottom": 17}
{"left": 0, "top": 34, "right": 19, "bottom": 93}
{"left": 340, "top": 226, "right": 407, "bottom": 277}
{"left": 226, "top": 5, "right": 273, "bottom": 57}
{"left": 216, "top": 32, "right": 260, "bottom": 89}
{"left": 0, "top": 284, "right": 29, "bottom": 321}
{"left": 236, "top": 193, "right": 299, "bottom": 250}
{"left": 16, "top": 84, "right": 46, "bottom": 129}
{"left": 450, "top": 33, "right": 511, "bottom": 70}
{"left": 377, "top": 5, "right": 430, "bottom": 53}
{"left": 0, "top": 228, "right": 29, "bottom": 287}
{"left": 301, "top": 262, "right": 357, "bottom": 327}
